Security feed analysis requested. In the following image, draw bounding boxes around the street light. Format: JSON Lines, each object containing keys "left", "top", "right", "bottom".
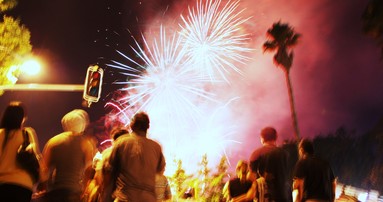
{"left": 20, "top": 59, "right": 41, "bottom": 76}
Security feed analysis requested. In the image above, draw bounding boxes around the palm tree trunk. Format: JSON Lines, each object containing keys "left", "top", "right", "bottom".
{"left": 284, "top": 71, "right": 300, "bottom": 141}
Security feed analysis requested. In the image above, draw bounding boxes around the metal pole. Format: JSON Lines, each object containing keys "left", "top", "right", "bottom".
{"left": 0, "top": 84, "right": 84, "bottom": 91}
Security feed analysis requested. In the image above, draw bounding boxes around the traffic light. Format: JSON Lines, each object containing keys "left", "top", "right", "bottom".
{"left": 83, "top": 65, "right": 103, "bottom": 104}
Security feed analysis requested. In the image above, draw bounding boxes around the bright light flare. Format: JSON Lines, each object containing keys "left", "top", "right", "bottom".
{"left": 20, "top": 59, "right": 41, "bottom": 76}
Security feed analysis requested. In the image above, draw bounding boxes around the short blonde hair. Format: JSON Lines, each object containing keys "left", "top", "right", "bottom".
{"left": 61, "top": 109, "right": 89, "bottom": 134}
{"left": 236, "top": 160, "right": 248, "bottom": 173}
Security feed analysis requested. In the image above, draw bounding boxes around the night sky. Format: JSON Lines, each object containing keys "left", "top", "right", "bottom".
{"left": 1, "top": 0, "right": 382, "bottom": 164}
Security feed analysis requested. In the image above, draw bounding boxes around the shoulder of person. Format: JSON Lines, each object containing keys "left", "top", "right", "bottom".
{"left": 117, "top": 133, "right": 133, "bottom": 140}
{"left": 45, "top": 132, "right": 71, "bottom": 146}
{"left": 111, "top": 135, "right": 133, "bottom": 149}
{"left": 250, "top": 146, "right": 268, "bottom": 160}
{"left": 23, "top": 126, "right": 36, "bottom": 134}
{"left": 23, "top": 127, "right": 37, "bottom": 137}
{"left": 250, "top": 148, "right": 260, "bottom": 158}
{"left": 149, "top": 138, "right": 162, "bottom": 145}
{"left": 23, "top": 127, "right": 38, "bottom": 141}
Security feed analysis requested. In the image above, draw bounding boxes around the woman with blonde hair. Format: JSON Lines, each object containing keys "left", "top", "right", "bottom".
{"left": 223, "top": 160, "right": 256, "bottom": 202}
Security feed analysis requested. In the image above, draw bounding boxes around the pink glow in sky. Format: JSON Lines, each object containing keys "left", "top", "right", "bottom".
{"left": 103, "top": 0, "right": 383, "bottom": 173}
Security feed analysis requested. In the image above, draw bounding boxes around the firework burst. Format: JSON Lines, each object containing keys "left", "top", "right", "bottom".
{"left": 179, "top": 0, "right": 252, "bottom": 82}
{"left": 108, "top": 26, "right": 215, "bottom": 126}
{"left": 106, "top": 0, "right": 252, "bottom": 174}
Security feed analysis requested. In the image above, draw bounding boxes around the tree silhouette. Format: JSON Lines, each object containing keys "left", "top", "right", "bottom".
{"left": 362, "top": 0, "right": 383, "bottom": 59}
{"left": 263, "top": 21, "right": 301, "bottom": 141}
{"left": 0, "top": 0, "right": 17, "bottom": 12}
{"left": 0, "top": 1, "right": 32, "bottom": 94}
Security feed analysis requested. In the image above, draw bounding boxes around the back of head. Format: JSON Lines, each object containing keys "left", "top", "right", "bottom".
{"left": 110, "top": 126, "right": 129, "bottom": 141}
{"left": 61, "top": 109, "right": 89, "bottom": 134}
{"left": 260, "top": 127, "right": 277, "bottom": 142}
{"left": 130, "top": 112, "right": 150, "bottom": 132}
{"left": 299, "top": 138, "right": 314, "bottom": 155}
{"left": 1, "top": 101, "right": 25, "bottom": 130}
{"left": 236, "top": 160, "right": 249, "bottom": 179}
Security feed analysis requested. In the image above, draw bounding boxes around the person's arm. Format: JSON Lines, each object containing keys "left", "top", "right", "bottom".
{"left": 222, "top": 181, "right": 231, "bottom": 201}
{"left": 230, "top": 181, "right": 257, "bottom": 202}
{"left": 331, "top": 178, "right": 337, "bottom": 202}
{"left": 35, "top": 139, "right": 52, "bottom": 195}
{"left": 157, "top": 146, "right": 166, "bottom": 174}
{"left": 100, "top": 164, "right": 114, "bottom": 202}
{"left": 164, "top": 177, "right": 172, "bottom": 201}
{"left": 25, "top": 127, "right": 46, "bottom": 183}
{"left": 100, "top": 144, "right": 120, "bottom": 202}
{"left": 293, "top": 178, "right": 304, "bottom": 202}
{"left": 25, "top": 127, "right": 41, "bottom": 155}
{"left": 80, "top": 138, "right": 97, "bottom": 190}
{"left": 82, "top": 137, "right": 96, "bottom": 170}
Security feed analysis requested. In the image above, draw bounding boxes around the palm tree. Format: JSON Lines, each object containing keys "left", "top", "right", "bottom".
{"left": 263, "top": 21, "right": 301, "bottom": 141}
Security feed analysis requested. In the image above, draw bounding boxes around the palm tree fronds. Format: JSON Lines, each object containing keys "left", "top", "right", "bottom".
{"left": 263, "top": 41, "right": 278, "bottom": 52}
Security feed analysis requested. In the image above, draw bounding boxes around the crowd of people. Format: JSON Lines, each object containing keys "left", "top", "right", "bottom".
{"left": 0, "top": 101, "right": 337, "bottom": 202}
{"left": 223, "top": 127, "right": 336, "bottom": 202}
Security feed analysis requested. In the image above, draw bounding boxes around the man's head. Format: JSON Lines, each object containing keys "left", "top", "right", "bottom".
{"left": 61, "top": 109, "right": 89, "bottom": 134}
{"left": 298, "top": 138, "right": 314, "bottom": 158}
{"left": 110, "top": 126, "right": 129, "bottom": 141}
{"left": 130, "top": 112, "right": 150, "bottom": 133}
{"left": 260, "top": 126, "right": 277, "bottom": 144}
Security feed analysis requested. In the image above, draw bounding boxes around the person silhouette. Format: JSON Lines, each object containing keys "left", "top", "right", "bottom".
{"left": 293, "top": 139, "right": 336, "bottom": 202}
{"left": 222, "top": 160, "right": 255, "bottom": 202}
{"left": 40, "top": 109, "right": 96, "bottom": 202}
{"left": 249, "top": 126, "right": 291, "bottom": 202}
{"left": 0, "top": 101, "right": 43, "bottom": 202}
{"left": 105, "top": 112, "right": 166, "bottom": 202}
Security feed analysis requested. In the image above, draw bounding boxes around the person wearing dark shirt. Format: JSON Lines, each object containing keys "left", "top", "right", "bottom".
{"left": 293, "top": 139, "right": 336, "bottom": 202}
{"left": 249, "top": 127, "right": 291, "bottom": 202}
{"left": 222, "top": 160, "right": 254, "bottom": 202}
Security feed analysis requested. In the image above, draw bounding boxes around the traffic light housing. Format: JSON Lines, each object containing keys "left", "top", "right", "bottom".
{"left": 83, "top": 65, "right": 103, "bottom": 104}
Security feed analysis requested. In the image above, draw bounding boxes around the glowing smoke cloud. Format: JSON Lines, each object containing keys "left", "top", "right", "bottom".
{"left": 107, "top": 0, "right": 251, "bottom": 175}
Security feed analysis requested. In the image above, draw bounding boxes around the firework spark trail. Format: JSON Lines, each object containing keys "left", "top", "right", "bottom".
{"left": 179, "top": 0, "right": 252, "bottom": 82}
{"left": 104, "top": 102, "right": 132, "bottom": 126}
{"left": 108, "top": 26, "right": 216, "bottom": 124}
{"left": 190, "top": 97, "right": 243, "bottom": 167}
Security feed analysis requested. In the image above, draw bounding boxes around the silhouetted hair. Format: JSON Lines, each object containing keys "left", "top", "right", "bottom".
{"left": 1, "top": 101, "right": 26, "bottom": 150}
{"left": 260, "top": 127, "right": 277, "bottom": 142}
{"left": 236, "top": 160, "right": 249, "bottom": 182}
{"left": 236, "top": 160, "right": 249, "bottom": 173}
{"left": 299, "top": 138, "right": 314, "bottom": 155}
{"left": 110, "top": 126, "right": 129, "bottom": 141}
{"left": 130, "top": 112, "right": 150, "bottom": 132}
{"left": 1, "top": 101, "right": 25, "bottom": 130}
